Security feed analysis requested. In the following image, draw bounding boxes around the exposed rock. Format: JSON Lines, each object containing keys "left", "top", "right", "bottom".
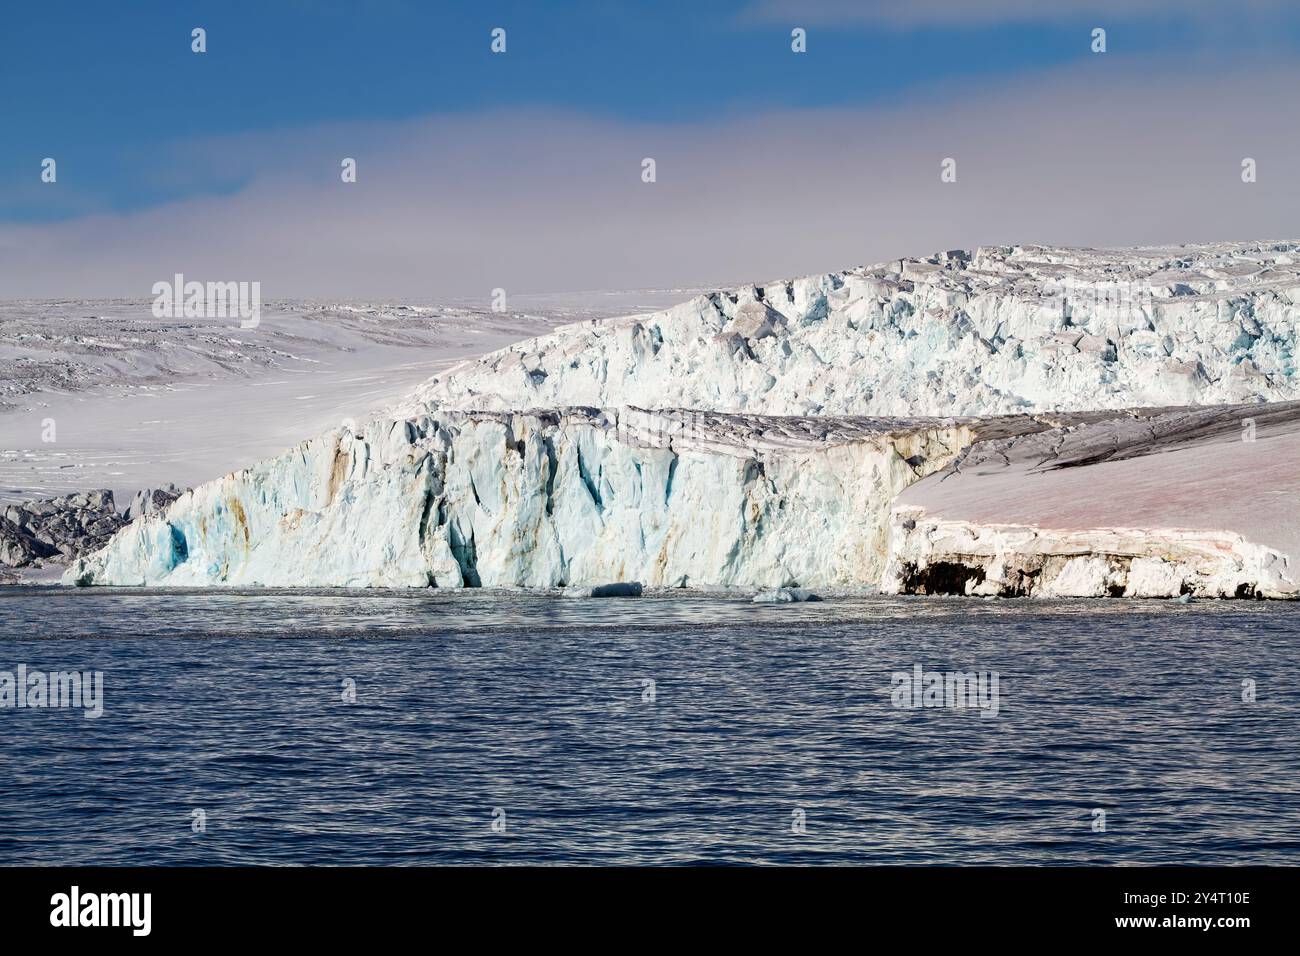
{"left": 123, "top": 484, "right": 182, "bottom": 521}
{"left": 0, "top": 515, "right": 57, "bottom": 566}
{"left": 1, "top": 485, "right": 192, "bottom": 581}
{"left": 883, "top": 401, "right": 1300, "bottom": 599}
{"left": 1, "top": 490, "right": 125, "bottom": 570}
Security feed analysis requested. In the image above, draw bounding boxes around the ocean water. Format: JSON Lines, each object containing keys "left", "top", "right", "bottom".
{"left": 1, "top": 587, "right": 1297, "bottom": 865}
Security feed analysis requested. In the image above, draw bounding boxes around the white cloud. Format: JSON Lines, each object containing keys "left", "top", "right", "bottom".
{"left": 2, "top": 59, "right": 1298, "bottom": 300}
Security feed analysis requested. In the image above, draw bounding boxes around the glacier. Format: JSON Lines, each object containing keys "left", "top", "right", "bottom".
{"left": 66, "top": 407, "right": 989, "bottom": 588}
{"left": 402, "top": 242, "right": 1300, "bottom": 419}
{"left": 66, "top": 242, "right": 1300, "bottom": 596}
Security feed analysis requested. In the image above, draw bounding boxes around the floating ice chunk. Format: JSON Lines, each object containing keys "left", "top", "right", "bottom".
{"left": 752, "top": 587, "right": 822, "bottom": 603}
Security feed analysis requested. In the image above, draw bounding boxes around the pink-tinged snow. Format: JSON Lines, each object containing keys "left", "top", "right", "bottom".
{"left": 900, "top": 405, "right": 1300, "bottom": 561}
{"left": 0, "top": 291, "right": 701, "bottom": 504}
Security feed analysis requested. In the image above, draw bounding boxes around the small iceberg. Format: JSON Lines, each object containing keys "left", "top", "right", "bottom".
{"left": 752, "top": 587, "right": 822, "bottom": 604}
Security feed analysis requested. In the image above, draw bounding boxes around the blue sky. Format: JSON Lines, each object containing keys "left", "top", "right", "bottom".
{"left": 7, "top": 0, "right": 1295, "bottom": 222}
{"left": 3, "top": 1, "right": 1300, "bottom": 297}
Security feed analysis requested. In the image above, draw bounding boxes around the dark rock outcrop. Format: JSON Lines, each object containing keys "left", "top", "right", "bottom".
{"left": 1, "top": 490, "right": 126, "bottom": 570}
{"left": 123, "top": 484, "right": 181, "bottom": 521}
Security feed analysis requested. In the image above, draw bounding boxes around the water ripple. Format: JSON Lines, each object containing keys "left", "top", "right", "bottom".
{"left": 0, "top": 588, "right": 1297, "bottom": 864}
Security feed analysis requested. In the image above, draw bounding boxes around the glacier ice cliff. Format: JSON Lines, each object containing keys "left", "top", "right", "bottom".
{"left": 67, "top": 407, "right": 1004, "bottom": 588}
{"left": 66, "top": 242, "right": 1300, "bottom": 595}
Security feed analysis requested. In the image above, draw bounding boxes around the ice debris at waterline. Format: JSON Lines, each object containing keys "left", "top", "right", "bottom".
{"left": 752, "top": 588, "right": 822, "bottom": 603}
{"left": 564, "top": 582, "right": 643, "bottom": 598}
{"left": 66, "top": 242, "right": 1300, "bottom": 597}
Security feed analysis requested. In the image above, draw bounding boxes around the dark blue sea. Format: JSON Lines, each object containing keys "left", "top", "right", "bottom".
{"left": 1, "top": 588, "right": 1297, "bottom": 865}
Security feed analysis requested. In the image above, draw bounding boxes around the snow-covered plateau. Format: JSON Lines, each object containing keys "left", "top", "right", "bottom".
{"left": 65, "top": 242, "right": 1300, "bottom": 596}
{"left": 0, "top": 292, "right": 685, "bottom": 502}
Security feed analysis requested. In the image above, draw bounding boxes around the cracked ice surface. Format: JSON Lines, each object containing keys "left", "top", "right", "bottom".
{"left": 402, "top": 241, "right": 1300, "bottom": 419}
